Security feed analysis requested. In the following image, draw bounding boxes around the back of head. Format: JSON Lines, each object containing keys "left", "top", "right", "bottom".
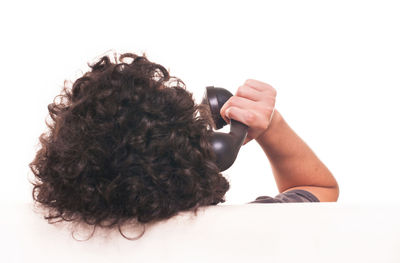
{"left": 30, "top": 53, "right": 229, "bottom": 237}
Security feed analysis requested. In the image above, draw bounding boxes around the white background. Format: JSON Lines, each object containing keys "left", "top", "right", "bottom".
{"left": 1, "top": 0, "right": 399, "bottom": 205}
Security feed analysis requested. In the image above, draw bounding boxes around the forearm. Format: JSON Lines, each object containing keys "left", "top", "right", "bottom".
{"left": 256, "top": 110, "right": 339, "bottom": 201}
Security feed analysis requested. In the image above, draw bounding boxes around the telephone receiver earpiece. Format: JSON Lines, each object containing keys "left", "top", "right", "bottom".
{"left": 201, "top": 86, "right": 248, "bottom": 171}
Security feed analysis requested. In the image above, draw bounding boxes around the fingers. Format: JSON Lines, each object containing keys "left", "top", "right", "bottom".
{"left": 224, "top": 106, "right": 264, "bottom": 128}
{"left": 235, "top": 85, "right": 261, "bottom": 101}
{"left": 220, "top": 96, "right": 258, "bottom": 124}
{"left": 225, "top": 107, "right": 251, "bottom": 125}
{"left": 235, "top": 80, "right": 277, "bottom": 104}
{"left": 217, "top": 79, "right": 277, "bottom": 132}
{"left": 245, "top": 79, "right": 276, "bottom": 94}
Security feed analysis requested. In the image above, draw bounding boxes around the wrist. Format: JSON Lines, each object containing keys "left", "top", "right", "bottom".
{"left": 256, "top": 109, "right": 283, "bottom": 146}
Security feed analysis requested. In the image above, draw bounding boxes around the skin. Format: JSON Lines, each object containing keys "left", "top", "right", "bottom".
{"left": 219, "top": 79, "right": 339, "bottom": 202}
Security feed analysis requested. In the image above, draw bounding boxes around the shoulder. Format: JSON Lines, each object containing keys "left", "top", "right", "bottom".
{"left": 249, "top": 189, "right": 320, "bottom": 204}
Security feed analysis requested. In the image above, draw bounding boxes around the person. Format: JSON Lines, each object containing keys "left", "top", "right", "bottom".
{"left": 30, "top": 52, "right": 338, "bottom": 238}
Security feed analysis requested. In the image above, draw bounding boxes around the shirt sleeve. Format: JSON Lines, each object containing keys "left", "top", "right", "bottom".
{"left": 249, "top": 189, "right": 320, "bottom": 203}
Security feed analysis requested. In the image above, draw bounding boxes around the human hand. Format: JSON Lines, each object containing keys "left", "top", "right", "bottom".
{"left": 220, "top": 79, "right": 277, "bottom": 145}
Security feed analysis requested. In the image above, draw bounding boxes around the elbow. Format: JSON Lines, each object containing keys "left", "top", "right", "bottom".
{"left": 333, "top": 181, "right": 340, "bottom": 202}
{"left": 330, "top": 184, "right": 340, "bottom": 202}
{"left": 324, "top": 177, "right": 340, "bottom": 202}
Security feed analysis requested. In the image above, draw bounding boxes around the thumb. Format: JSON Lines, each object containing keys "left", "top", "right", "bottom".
{"left": 226, "top": 107, "right": 252, "bottom": 145}
{"left": 242, "top": 137, "right": 251, "bottom": 145}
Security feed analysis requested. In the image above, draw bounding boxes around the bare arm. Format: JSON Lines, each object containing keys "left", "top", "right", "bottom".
{"left": 256, "top": 110, "right": 339, "bottom": 202}
{"left": 220, "top": 79, "right": 339, "bottom": 202}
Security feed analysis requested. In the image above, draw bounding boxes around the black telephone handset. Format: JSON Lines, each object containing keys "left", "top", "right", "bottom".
{"left": 201, "top": 86, "right": 248, "bottom": 171}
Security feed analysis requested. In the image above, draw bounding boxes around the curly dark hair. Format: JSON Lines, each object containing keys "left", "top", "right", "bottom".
{"left": 30, "top": 52, "right": 229, "bottom": 238}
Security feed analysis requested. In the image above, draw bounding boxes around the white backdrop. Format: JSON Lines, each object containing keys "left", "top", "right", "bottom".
{"left": 1, "top": 0, "right": 399, "bottom": 205}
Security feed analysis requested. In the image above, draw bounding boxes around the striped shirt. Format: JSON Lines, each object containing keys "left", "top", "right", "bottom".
{"left": 250, "top": 189, "right": 320, "bottom": 203}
